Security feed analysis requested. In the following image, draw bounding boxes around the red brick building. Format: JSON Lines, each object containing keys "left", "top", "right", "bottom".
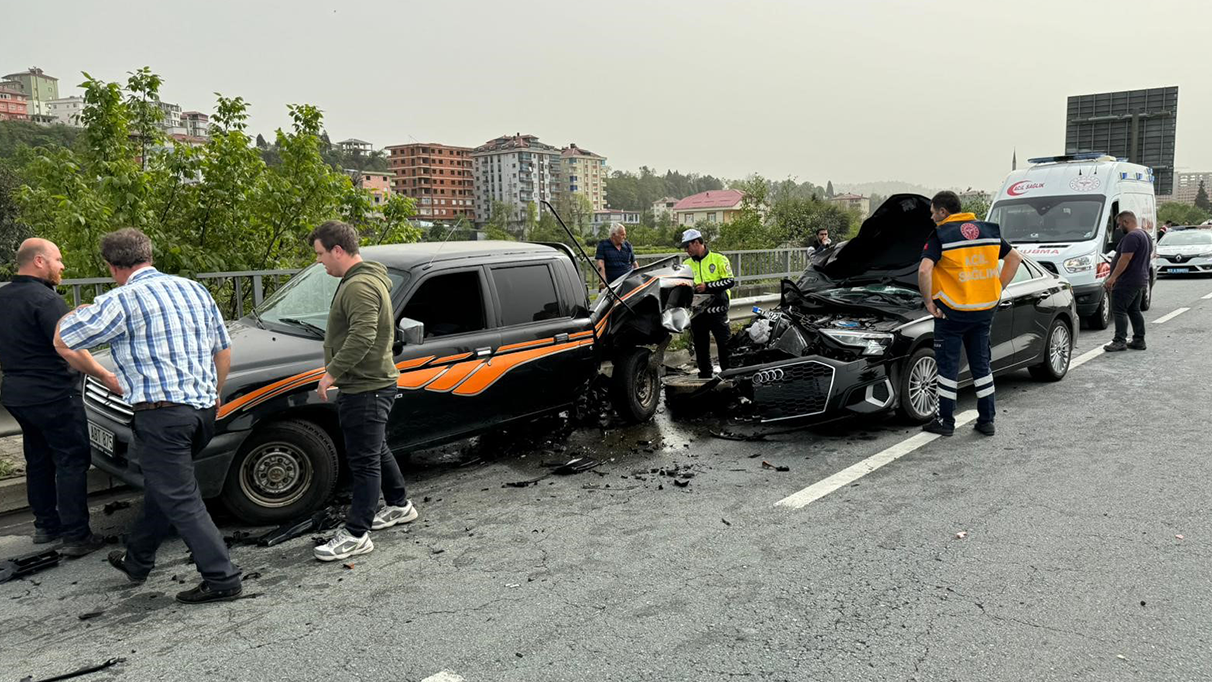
{"left": 385, "top": 143, "right": 475, "bottom": 223}
{"left": 0, "top": 88, "right": 29, "bottom": 121}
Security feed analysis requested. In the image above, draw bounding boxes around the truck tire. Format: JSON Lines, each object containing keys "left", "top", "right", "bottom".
{"left": 1084, "top": 290, "right": 1110, "bottom": 330}
{"left": 220, "top": 419, "right": 339, "bottom": 525}
{"left": 896, "top": 346, "right": 938, "bottom": 424}
{"left": 611, "top": 348, "right": 660, "bottom": 423}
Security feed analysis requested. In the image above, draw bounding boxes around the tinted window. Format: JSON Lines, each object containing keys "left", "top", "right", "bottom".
{"left": 492, "top": 264, "right": 562, "bottom": 326}
{"left": 401, "top": 271, "right": 487, "bottom": 338}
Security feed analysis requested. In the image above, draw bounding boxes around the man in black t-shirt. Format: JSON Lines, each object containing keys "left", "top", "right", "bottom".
{"left": 0, "top": 239, "right": 118, "bottom": 554}
{"left": 1103, "top": 211, "right": 1152, "bottom": 352}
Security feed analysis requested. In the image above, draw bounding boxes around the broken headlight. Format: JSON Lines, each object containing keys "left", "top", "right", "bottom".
{"left": 820, "top": 329, "right": 894, "bottom": 356}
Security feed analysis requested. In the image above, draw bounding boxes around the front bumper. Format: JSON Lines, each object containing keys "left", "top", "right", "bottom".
{"left": 85, "top": 407, "right": 250, "bottom": 499}
{"left": 1155, "top": 259, "right": 1212, "bottom": 275}
{"left": 1071, "top": 282, "right": 1106, "bottom": 317}
{"left": 721, "top": 356, "right": 894, "bottom": 423}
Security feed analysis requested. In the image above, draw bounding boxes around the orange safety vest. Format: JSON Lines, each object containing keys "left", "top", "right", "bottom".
{"left": 931, "top": 213, "right": 1004, "bottom": 313}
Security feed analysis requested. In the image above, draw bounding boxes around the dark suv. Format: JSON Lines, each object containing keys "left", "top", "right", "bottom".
{"left": 83, "top": 242, "right": 692, "bottom": 523}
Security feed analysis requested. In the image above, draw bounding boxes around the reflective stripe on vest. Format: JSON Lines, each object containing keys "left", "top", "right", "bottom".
{"left": 931, "top": 218, "right": 1003, "bottom": 312}
{"left": 683, "top": 250, "right": 734, "bottom": 300}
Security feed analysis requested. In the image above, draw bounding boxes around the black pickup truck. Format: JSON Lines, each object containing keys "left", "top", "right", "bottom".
{"left": 83, "top": 241, "right": 693, "bottom": 523}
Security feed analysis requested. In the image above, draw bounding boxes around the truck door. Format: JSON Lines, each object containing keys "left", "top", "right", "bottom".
{"left": 387, "top": 266, "right": 501, "bottom": 450}
{"left": 484, "top": 260, "right": 597, "bottom": 421}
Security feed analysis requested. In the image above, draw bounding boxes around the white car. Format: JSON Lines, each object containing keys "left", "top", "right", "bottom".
{"left": 1154, "top": 229, "right": 1212, "bottom": 276}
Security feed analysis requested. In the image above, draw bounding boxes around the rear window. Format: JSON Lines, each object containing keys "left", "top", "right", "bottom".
{"left": 492, "top": 264, "right": 563, "bottom": 326}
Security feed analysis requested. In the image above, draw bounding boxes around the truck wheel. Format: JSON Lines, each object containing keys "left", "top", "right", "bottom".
{"left": 896, "top": 347, "right": 938, "bottom": 424}
{"left": 611, "top": 348, "right": 660, "bottom": 423}
{"left": 1084, "top": 291, "right": 1110, "bottom": 330}
{"left": 220, "top": 419, "right": 339, "bottom": 525}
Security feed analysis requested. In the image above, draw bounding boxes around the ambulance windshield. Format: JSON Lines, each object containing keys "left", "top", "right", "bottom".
{"left": 988, "top": 196, "right": 1106, "bottom": 243}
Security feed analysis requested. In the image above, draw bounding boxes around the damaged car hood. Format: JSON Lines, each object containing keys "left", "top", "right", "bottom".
{"left": 796, "top": 194, "right": 936, "bottom": 294}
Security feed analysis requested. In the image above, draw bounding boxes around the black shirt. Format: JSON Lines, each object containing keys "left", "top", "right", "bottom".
{"left": 0, "top": 275, "right": 79, "bottom": 406}
{"left": 594, "top": 239, "right": 636, "bottom": 283}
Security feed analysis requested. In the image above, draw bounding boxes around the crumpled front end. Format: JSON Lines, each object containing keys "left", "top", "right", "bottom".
{"left": 591, "top": 256, "right": 695, "bottom": 350}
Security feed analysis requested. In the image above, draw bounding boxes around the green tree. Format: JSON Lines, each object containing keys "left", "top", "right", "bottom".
{"left": 554, "top": 193, "right": 594, "bottom": 238}
{"left": 1158, "top": 201, "right": 1210, "bottom": 226}
{"left": 960, "top": 195, "right": 990, "bottom": 219}
{"left": 0, "top": 160, "right": 29, "bottom": 275}
{"left": 825, "top": 180, "right": 834, "bottom": 198}
{"left": 0, "top": 120, "right": 82, "bottom": 161}
{"left": 1195, "top": 180, "right": 1211, "bottom": 213}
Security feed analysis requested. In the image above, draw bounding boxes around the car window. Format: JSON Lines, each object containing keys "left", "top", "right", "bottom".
{"left": 400, "top": 270, "right": 487, "bottom": 338}
{"left": 491, "top": 264, "right": 563, "bottom": 326}
{"left": 998, "top": 259, "right": 1037, "bottom": 286}
{"left": 258, "top": 264, "right": 407, "bottom": 334}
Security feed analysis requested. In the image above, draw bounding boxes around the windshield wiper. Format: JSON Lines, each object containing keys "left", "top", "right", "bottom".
{"left": 276, "top": 317, "right": 325, "bottom": 339}
{"left": 249, "top": 306, "right": 265, "bottom": 329}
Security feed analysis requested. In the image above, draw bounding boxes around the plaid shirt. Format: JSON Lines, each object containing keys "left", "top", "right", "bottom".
{"left": 59, "top": 267, "right": 232, "bottom": 409}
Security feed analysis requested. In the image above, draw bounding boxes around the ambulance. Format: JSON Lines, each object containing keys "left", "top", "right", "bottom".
{"left": 987, "top": 153, "right": 1157, "bottom": 329}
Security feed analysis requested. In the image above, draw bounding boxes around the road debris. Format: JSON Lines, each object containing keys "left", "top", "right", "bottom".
{"left": 551, "top": 456, "right": 601, "bottom": 475}
{"left": 19, "top": 656, "right": 126, "bottom": 682}
{"left": 761, "top": 461, "right": 790, "bottom": 472}
{"left": 102, "top": 500, "right": 132, "bottom": 516}
{"left": 672, "top": 479, "right": 690, "bottom": 488}
{"left": 1175, "top": 534, "right": 1185, "bottom": 540}
{"left": 243, "top": 572, "right": 262, "bottom": 582}
{"left": 955, "top": 531, "right": 968, "bottom": 540}
{"left": 343, "top": 563, "right": 355, "bottom": 570}
{"left": 0, "top": 548, "right": 61, "bottom": 584}
{"left": 255, "top": 506, "right": 345, "bottom": 547}
{"left": 77, "top": 610, "right": 106, "bottom": 621}
{"left": 721, "top": 518, "right": 731, "bottom": 526}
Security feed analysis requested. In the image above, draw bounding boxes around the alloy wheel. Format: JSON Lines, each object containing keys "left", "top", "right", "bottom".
{"left": 908, "top": 355, "right": 939, "bottom": 418}
{"left": 1049, "top": 324, "right": 1072, "bottom": 375}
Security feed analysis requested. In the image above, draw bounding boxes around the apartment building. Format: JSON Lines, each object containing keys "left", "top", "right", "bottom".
{"left": 651, "top": 196, "right": 679, "bottom": 219}
{"left": 672, "top": 189, "right": 745, "bottom": 225}
{"left": 472, "top": 133, "right": 561, "bottom": 223}
{"left": 0, "top": 88, "right": 29, "bottom": 121}
{"left": 386, "top": 143, "right": 476, "bottom": 223}
{"left": 182, "top": 111, "right": 209, "bottom": 139}
{"left": 590, "top": 209, "right": 640, "bottom": 235}
{"left": 828, "top": 193, "right": 871, "bottom": 219}
{"left": 45, "top": 96, "right": 83, "bottom": 126}
{"left": 339, "top": 138, "right": 373, "bottom": 156}
{"left": 2, "top": 67, "right": 59, "bottom": 120}
{"left": 555, "top": 143, "right": 608, "bottom": 211}
{"left": 347, "top": 169, "right": 393, "bottom": 206}
{"left": 1169, "top": 171, "right": 1212, "bottom": 205}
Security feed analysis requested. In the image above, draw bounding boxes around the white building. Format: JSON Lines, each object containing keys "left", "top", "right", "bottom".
{"left": 45, "top": 96, "right": 84, "bottom": 127}
{"left": 472, "top": 133, "right": 562, "bottom": 223}
{"left": 157, "top": 101, "right": 186, "bottom": 136}
{"left": 181, "top": 111, "right": 209, "bottom": 139}
{"left": 339, "top": 138, "right": 373, "bottom": 155}
{"left": 651, "top": 196, "right": 679, "bottom": 219}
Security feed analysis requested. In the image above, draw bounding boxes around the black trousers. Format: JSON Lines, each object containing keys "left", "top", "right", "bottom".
{"left": 6, "top": 394, "right": 93, "bottom": 541}
{"left": 1111, "top": 285, "right": 1146, "bottom": 344}
{"left": 124, "top": 405, "right": 241, "bottom": 590}
{"left": 338, "top": 388, "right": 408, "bottom": 537}
{"left": 691, "top": 312, "right": 731, "bottom": 378}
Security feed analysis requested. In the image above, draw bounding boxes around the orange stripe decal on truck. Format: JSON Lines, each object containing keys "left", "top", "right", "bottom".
{"left": 398, "top": 366, "right": 449, "bottom": 390}
{"left": 397, "top": 356, "right": 435, "bottom": 370}
{"left": 452, "top": 339, "right": 593, "bottom": 397}
{"left": 423, "top": 360, "right": 486, "bottom": 392}
{"left": 217, "top": 368, "right": 325, "bottom": 419}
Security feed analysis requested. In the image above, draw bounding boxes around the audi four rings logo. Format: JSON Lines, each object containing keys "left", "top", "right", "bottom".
{"left": 753, "top": 369, "right": 785, "bottom": 384}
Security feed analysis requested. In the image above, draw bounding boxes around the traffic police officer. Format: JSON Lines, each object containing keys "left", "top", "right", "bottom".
{"left": 917, "top": 191, "right": 1023, "bottom": 437}
{"left": 681, "top": 229, "right": 736, "bottom": 379}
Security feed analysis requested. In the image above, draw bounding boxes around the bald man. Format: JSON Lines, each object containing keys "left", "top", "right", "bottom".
{"left": 0, "top": 239, "right": 118, "bottom": 555}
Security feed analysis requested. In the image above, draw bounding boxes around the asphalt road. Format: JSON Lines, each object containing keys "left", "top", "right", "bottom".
{"left": 2, "top": 277, "right": 1210, "bottom": 682}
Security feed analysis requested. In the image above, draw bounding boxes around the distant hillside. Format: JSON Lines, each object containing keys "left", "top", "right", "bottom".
{"left": 834, "top": 180, "right": 941, "bottom": 198}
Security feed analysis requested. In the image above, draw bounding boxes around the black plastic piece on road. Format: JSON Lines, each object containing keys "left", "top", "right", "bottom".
{"left": 20, "top": 657, "right": 126, "bottom": 682}
{"left": 255, "top": 507, "right": 344, "bottom": 547}
{"left": 0, "top": 548, "right": 61, "bottom": 583}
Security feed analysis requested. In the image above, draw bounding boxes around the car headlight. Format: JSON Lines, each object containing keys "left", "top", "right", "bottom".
{"left": 820, "top": 329, "right": 895, "bottom": 356}
{"left": 1063, "top": 252, "right": 1095, "bottom": 273}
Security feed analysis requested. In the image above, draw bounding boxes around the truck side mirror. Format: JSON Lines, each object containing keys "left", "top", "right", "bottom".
{"left": 395, "top": 317, "right": 424, "bottom": 353}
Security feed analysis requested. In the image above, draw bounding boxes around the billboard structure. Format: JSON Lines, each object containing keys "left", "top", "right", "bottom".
{"left": 1065, "top": 87, "right": 1178, "bottom": 195}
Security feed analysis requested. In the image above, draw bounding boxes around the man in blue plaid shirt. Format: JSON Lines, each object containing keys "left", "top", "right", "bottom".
{"left": 55, "top": 228, "right": 243, "bottom": 604}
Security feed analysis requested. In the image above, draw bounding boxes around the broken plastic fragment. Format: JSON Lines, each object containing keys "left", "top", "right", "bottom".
{"left": 955, "top": 531, "right": 968, "bottom": 540}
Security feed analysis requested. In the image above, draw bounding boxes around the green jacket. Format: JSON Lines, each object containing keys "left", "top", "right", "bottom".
{"left": 683, "top": 248, "right": 736, "bottom": 314}
{"left": 323, "top": 260, "right": 399, "bottom": 394}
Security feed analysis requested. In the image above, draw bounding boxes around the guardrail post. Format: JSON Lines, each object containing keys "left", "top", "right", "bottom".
{"left": 71, "top": 285, "right": 81, "bottom": 307}
{"left": 253, "top": 275, "right": 264, "bottom": 307}
{"left": 233, "top": 277, "right": 244, "bottom": 318}
{"left": 735, "top": 252, "right": 742, "bottom": 280}
{"left": 784, "top": 250, "right": 790, "bottom": 278}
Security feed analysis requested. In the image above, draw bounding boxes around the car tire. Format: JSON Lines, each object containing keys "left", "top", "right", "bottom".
{"left": 1084, "top": 290, "right": 1110, "bottom": 330}
{"left": 611, "top": 348, "right": 660, "bottom": 423}
{"left": 1028, "top": 318, "right": 1072, "bottom": 382}
{"left": 896, "top": 346, "right": 938, "bottom": 424}
{"left": 220, "top": 419, "right": 339, "bottom": 524}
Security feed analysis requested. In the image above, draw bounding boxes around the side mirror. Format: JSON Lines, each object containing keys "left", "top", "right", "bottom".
{"left": 395, "top": 317, "right": 424, "bottom": 353}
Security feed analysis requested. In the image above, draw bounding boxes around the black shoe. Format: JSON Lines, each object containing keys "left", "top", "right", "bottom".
{"left": 107, "top": 551, "right": 147, "bottom": 584}
{"left": 974, "top": 421, "right": 996, "bottom": 436}
{"left": 33, "top": 528, "right": 61, "bottom": 544}
{"left": 922, "top": 419, "right": 954, "bottom": 437}
{"left": 1103, "top": 341, "right": 1128, "bottom": 352}
{"left": 59, "top": 533, "right": 107, "bottom": 558}
{"left": 175, "top": 582, "right": 243, "bottom": 605}
{"left": 1127, "top": 340, "right": 1147, "bottom": 351}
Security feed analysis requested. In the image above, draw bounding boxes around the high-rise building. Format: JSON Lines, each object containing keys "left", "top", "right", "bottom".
{"left": 554, "top": 143, "right": 608, "bottom": 211}
{"left": 182, "top": 111, "right": 209, "bottom": 139}
{"left": 2, "top": 68, "right": 59, "bottom": 120}
{"left": 1169, "top": 171, "right": 1212, "bottom": 205}
{"left": 45, "top": 96, "right": 84, "bottom": 127}
{"left": 472, "top": 133, "right": 561, "bottom": 223}
{"left": 386, "top": 143, "right": 476, "bottom": 223}
{"left": 0, "top": 87, "right": 29, "bottom": 121}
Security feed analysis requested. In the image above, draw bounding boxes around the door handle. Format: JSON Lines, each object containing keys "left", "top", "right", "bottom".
{"left": 999, "top": 300, "right": 1013, "bottom": 308}
{"left": 554, "top": 333, "right": 570, "bottom": 343}
{"left": 475, "top": 347, "right": 492, "bottom": 358}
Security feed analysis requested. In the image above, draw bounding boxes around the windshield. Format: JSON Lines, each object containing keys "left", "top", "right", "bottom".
{"left": 257, "top": 264, "right": 408, "bottom": 335}
{"left": 988, "top": 195, "right": 1106, "bottom": 243}
{"left": 1159, "top": 230, "right": 1212, "bottom": 247}
{"left": 817, "top": 284, "right": 921, "bottom": 304}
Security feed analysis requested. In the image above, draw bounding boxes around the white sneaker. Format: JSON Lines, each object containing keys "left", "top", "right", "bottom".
{"left": 313, "top": 528, "right": 374, "bottom": 562}
{"left": 371, "top": 501, "right": 418, "bottom": 530}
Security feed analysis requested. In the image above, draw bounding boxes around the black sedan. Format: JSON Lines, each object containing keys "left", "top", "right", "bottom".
{"left": 721, "top": 194, "right": 1078, "bottom": 423}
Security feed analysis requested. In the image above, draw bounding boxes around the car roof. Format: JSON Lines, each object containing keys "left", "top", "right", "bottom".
{"left": 361, "top": 241, "right": 562, "bottom": 270}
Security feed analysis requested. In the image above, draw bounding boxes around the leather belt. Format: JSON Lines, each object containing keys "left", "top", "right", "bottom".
{"left": 132, "top": 401, "right": 186, "bottom": 411}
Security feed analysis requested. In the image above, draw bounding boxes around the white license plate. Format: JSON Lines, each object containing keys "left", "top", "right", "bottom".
{"left": 1169, "top": 267, "right": 1190, "bottom": 273}
{"left": 88, "top": 422, "right": 115, "bottom": 455}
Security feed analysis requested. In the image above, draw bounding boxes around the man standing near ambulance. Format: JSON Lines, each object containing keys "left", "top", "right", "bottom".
{"left": 917, "top": 192, "right": 1023, "bottom": 437}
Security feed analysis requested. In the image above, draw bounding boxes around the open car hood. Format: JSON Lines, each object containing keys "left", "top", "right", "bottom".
{"left": 795, "top": 194, "right": 935, "bottom": 293}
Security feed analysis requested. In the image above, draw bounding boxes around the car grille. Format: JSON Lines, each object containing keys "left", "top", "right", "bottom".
{"left": 1038, "top": 261, "right": 1059, "bottom": 275}
{"left": 84, "top": 376, "right": 134, "bottom": 425}
{"left": 750, "top": 360, "right": 836, "bottom": 422}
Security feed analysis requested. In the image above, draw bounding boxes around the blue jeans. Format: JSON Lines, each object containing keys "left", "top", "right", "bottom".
{"left": 338, "top": 388, "right": 408, "bottom": 537}
{"left": 6, "top": 394, "right": 94, "bottom": 540}
{"left": 933, "top": 317, "right": 995, "bottom": 427}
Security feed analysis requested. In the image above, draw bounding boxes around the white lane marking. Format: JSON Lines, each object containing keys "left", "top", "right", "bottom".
{"left": 1203, "top": 291, "right": 1212, "bottom": 300}
{"left": 1153, "top": 307, "right": 1190, "bottom": 324}
{"left": 1069, "top": 345, "right": 1105, "bottom": 370}
{"left": 775, "top": 410, "right": 979, "bottom": 509}
{"left": 422, "top": 672, "right": 465, "bottom": 682}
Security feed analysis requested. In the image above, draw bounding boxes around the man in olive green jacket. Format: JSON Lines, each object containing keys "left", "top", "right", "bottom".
{"left": 308, "top": 221, "right": 417, "bottom": 562}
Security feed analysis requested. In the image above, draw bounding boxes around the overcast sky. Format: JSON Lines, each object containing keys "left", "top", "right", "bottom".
{"left": 5, "top": 0, "right": 1208, "bottom": 191}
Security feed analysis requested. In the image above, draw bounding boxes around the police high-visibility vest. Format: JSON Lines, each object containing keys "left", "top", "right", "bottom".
{"left": 684, "top": 249, "right": 735, "bottom": 314}
{"left": 931, "top": 213, "right": 1004, "bottom": 312}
